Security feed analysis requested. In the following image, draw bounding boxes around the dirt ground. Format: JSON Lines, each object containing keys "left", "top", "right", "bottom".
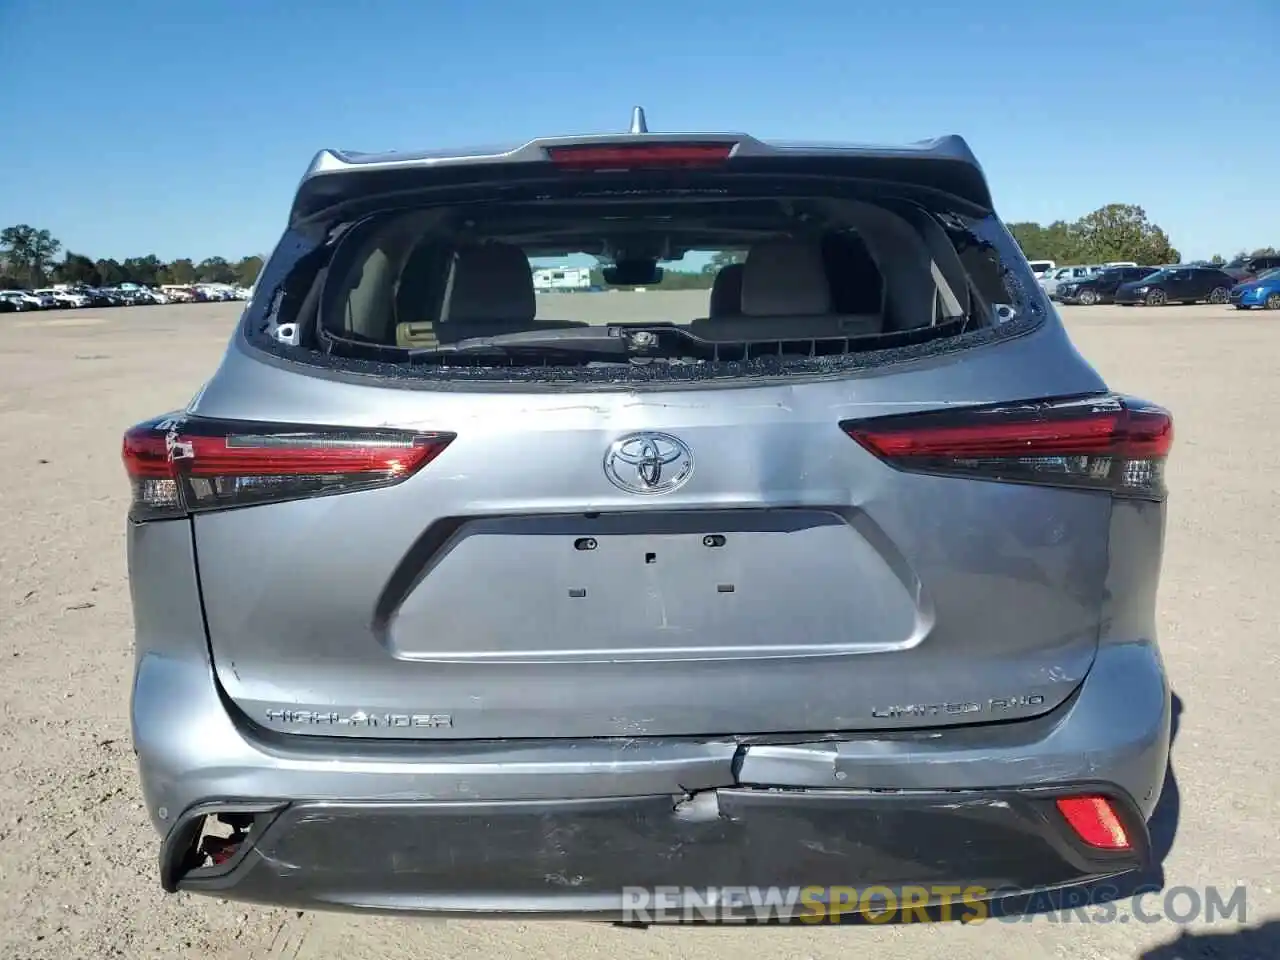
{"left": 1, "top": 300, "right": 1277, "bottom": 959}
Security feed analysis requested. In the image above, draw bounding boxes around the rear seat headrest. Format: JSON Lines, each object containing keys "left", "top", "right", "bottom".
{"left": 709, "top": 262, "right": 744, "bottom": 317}
{"left": 444, "top": 242, "right": 535, "bottom": 323}
{"left": 740, "top": 238, "right": 831, "bottom": 316}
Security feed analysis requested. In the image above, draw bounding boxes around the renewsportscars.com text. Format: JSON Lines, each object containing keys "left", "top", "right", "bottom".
{"left": 620, "top": 884, "right": 1250, "bottom": 924}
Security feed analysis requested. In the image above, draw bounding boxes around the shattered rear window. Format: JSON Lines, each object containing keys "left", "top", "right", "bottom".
{"left": 247, "top": 179, "right": 1046, "bottom": 385}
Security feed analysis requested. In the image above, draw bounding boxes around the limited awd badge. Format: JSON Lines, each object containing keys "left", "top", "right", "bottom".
{"left": 604, "top": 432, "right": 694, "bottom": 495}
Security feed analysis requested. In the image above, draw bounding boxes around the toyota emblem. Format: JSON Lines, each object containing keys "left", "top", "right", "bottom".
{"left": 603, "top": 432, "right": 694, "bottom": 495}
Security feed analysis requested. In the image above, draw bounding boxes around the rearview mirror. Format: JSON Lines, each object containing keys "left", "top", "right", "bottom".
{"left": 603, "top": 260, "right": 664, "bottom": 286}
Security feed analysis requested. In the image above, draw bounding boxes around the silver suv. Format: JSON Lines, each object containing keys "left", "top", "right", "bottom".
{"left": 124, "top": 117, "right": 1173, "bottom": 919}
{"left": 1040, "top": 264, "right": 1110, "bottom": 299}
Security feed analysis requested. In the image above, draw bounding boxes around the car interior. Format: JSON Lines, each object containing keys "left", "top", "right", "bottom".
{"left": 316, "top": 197, "right": 1010, "bottom": 354}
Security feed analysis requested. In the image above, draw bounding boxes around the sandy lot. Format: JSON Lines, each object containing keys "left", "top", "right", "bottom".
{"left": 1, "top": 299, "right": 1277, "bottom": 959}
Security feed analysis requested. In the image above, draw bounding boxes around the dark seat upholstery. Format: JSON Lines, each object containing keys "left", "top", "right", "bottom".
{"left": 708, "top": 262, "right": 744, "bottom": 317}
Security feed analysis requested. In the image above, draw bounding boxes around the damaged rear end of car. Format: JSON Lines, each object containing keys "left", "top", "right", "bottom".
{"left": 126, "top": 124, "right": 1173, "bottom": 918}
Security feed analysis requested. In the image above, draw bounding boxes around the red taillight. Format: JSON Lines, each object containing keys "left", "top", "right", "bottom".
{"left": 842, "top": 394, "right": 1172, "bottom": 499}
{"left": 547, "top": 142, "right": 735, "bottom": 169}
{"left": 1055, "top": 795, "right": 1131, "bottom": 850}
{"left": 122, "top": 417, "right": 454, "bottom": 520}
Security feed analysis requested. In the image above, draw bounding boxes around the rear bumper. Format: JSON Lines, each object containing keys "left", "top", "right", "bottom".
{"left": 134, "top": 637, "right": 1171, "bottom": 916}
{"left": 164, "top": 785, "right": 1149, "bottom": 918}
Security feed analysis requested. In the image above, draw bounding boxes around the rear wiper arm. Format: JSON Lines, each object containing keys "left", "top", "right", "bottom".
{"left": 406, "top": 326, "right": 640, "bottom": 360}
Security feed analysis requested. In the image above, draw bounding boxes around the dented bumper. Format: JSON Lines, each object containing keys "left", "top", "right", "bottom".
{"left": 137, "top": 635, "right": 1170, "bottom": 915}
{"left": 163, "top": 785, "right": 1149, "bottom": 917}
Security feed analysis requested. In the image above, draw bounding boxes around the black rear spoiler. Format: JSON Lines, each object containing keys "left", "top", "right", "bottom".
{"left": 288, "top": 132, "right": 994, "bottom": 225}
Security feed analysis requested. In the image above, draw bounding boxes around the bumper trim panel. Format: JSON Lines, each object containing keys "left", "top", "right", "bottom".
{"left": 168, "top": 784, "right": 1150, "bottom": 918}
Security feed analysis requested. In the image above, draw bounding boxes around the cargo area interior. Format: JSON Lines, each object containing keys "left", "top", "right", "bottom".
{"left": 283, "top": 190, "right": 1024, "bottom": 363}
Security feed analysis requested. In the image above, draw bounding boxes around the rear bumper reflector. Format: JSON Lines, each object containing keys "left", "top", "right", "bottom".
{"left": 1055, "top": 795, "right": 1132, "bottom": 850}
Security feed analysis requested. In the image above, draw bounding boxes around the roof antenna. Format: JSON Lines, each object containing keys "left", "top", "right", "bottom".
{"left": 629, "top": 106, "right": 649, "bottom": 134}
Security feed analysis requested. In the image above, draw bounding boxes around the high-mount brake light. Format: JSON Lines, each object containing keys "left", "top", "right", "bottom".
{"left": 547, "top": 142, "right": 735, "bottom": 169}
{"left": 842, "top": 395, "right": 1172, "bottom": 499}
{"left": 122, "top": 418, "right": 454, "bottom": 520}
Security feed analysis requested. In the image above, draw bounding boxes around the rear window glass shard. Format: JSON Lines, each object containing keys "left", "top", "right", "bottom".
{"left": 254, "top": 172, "right": 1045, "bottom": 383}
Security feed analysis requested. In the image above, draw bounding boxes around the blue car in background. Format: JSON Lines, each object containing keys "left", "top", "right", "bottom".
{"left": 1230, "top": 267, "right": 1280, "bottom": 310}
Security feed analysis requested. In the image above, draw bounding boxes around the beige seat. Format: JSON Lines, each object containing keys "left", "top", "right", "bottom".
{"left": 402, "top": 242, "right": 584, "bottom": 345}
{"left": 690, "top": 237, "right": 881, "bottom": 342}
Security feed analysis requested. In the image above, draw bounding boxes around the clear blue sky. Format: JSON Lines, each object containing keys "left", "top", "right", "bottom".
{"left": 1, "top": 0, "right": 1276, "bottom": 263}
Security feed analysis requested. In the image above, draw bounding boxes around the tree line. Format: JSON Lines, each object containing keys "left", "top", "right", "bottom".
{"left": 1009, "top": 202, "right": 1276, "bottom": 267}
{"left": 1, "top": 224, "right": 263, "bottom": 290}
{"left": 1008, "top": 204, "right": 1182, "bottom": 266}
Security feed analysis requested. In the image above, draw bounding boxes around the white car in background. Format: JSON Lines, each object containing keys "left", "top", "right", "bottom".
{"left": 1028, "top": 259, "right": 1056, "bottom": 280}
{"left": 16, "top": 290, "right": 58, "bottom": 309}
{"left": 34, "top": 287, "right": 90, "bottom": 308}
{"left": 1, "top": 290, "right": 45, "bottom": 310}
{"left": 134, "top": 287, "right": 169, "bottom": 305}
{"left": 161, "top": 285, "right": 197, "bottom": 303}
{"left": 1040, "top": 264, "right": 1109, "bottom": 299}
{"left": 196, "top": 283, "right": 245, "bottom": 301}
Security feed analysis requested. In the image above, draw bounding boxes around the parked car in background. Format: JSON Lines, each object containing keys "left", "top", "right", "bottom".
{"left": 1027, "top": 259, "right": 1056, "bottom": 280}
{"left": 195, "top": 283, "right": 249, "bottom": 301}
{"left": 133, "top": 288, "right": 167, "bottom": 305}
{"left": 1113, "top": 265, "right": 1236, "bottom": 306}
{"left": 1229, "top": 267, "right": 1280, "bottom": 310}
{"left": 34, "top": 287, "right": 89, "bottom": 308}
{"left": 161, "top": 285, "right": 198, "bottom": 303}
{"left": 80, "top": 288, "right": 117, "bottom": 308}
{"left": 1, "top": 290, "right": 43, "bottom": 310}
{"left": 1222, "top": 254, "right": 1280, "bottom": 283}
{"left": 104, "top": 286, "right": 165, "bottom": 305}
{"left": 104, "top": 287, "right": 139, "bottom": 305}
{"left": 1041, "top": 264, "right": 1108, "bottom": 299}
{"left": 1058, "top": 266, "right": 1159, "bottom": 306}
{"left": 0, "top": 296, "right": 19, "bottom": 313}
